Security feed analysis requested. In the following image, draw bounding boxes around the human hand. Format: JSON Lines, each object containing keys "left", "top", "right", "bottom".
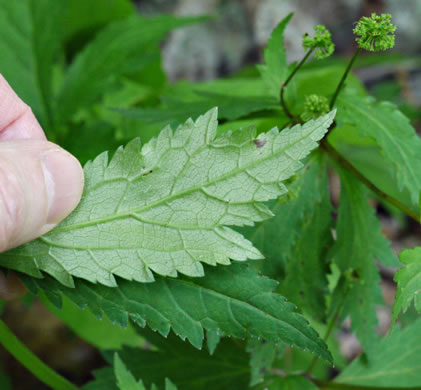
{"left": 0, "top": 75, "right": 84, "bottom": 297}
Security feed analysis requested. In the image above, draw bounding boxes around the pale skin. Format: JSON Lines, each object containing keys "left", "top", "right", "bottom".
{"left": 0, "top": 75, "right": 84, "bottom": 298}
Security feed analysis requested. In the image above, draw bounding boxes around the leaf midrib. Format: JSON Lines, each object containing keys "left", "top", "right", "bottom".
{"left": 49, "top": 120, "right": 326, "bottom": 235}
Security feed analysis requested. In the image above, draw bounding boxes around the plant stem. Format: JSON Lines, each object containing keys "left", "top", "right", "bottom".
{"left": 280, "top": 48, "right": 314, "bottom": 118}
{"left": 0, "top": 319, "right": 78, "bottom": 390}
{"left": 321, "top": 139, "right": 420, "bottom": 222}
{"left": 330, "top": 47, "right": 362, "bottom": 109}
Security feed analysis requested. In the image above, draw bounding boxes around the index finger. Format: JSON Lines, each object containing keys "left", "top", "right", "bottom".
{"left": 0, "top": 74, "right": 46, "bottom": 141}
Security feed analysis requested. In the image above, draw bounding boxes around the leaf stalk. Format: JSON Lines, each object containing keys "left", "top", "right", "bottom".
{"left": 329, "top": 47, "right": 362, "bottom": 108}
{"left": 280, "top": 48, "right": 314, "bottom": 119}
{"left": 0, "top": 319, "right": 78, "bottom": 390}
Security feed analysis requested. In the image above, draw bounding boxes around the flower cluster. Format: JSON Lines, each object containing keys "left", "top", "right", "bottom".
{"left": 301, "top": 95, "right": 330, "bottom": 121}
{"left": 353, "top": 13, "right": 396, "bottom": 52}
{"left": 302, "top": 25, "right": 335, "bottom": 60}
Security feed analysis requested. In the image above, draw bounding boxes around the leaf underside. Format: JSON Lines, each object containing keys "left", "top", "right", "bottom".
{"left": 1, "top": 108, "right": 335, "bottom": 287}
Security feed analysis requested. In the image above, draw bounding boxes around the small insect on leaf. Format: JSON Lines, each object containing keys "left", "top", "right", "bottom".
{"left": 253, "top": 139, "right": 267, "bottom": 148}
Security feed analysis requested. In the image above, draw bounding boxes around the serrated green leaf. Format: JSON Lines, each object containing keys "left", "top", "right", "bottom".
{"left": 0, "top": 0, "right": 65, "bottom": 135}
{"left": 21, "top": 263, "right": 332, "bottom": 362}
{"left": 337, "top": 319, "right": 421, "bottom": 386}
{"left": 241, "top": 154, "right": 330, "bottom": 280}
{"left": 329, "top": 168, "right": 396, "bottom": 352}
{"left": 337, "top": 95, "right": 421, "bottom": 204}
{"left": 393, "top": 247, "right": 421, "bottom": 323}
{"left": 57, "top": 14, "right": 203, "bottom": 122}
{"left": 282, "top": 156, "right": 333, "bottom": 321}
{"left": 115, "top": 353, "right": 146, "bottom": 390}
{"left": 257, "top": 13, "right": 293, "bottom": 99}
{"left": 113, "top": 330, "right": 250, "bottom": 390}
{"left": 1, "top": 108, "right": 335, "bottom": 287}
{"left": 206, "top": 329, "right": 223, "bottom": 355}
{"left": 247, "top": 338, "right": 280, "bottom": 386}
{"left": 164, "top": 379, "right": 177, "bottom": 390}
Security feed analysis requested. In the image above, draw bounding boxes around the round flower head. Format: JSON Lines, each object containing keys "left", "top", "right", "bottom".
{"left": 353, "top": 13, "right": 396, "bottom": 51}
{"left": 302, "top": 25, "right": 335, "bottom": 59}
{"left": 301, "top": 95, "right": 330, "bottom": 121}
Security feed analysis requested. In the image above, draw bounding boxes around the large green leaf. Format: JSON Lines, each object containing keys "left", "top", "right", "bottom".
{"left": 111, "top": 329, "right": 250, "bottom": 390}
{"left": 0, "top": 0, "right": 65, "bottom": 134}
{"left": 329, "top": 168, "right": 397, "bottom": 352}
{"left": 336, "top": 94, "right": 421, "bottom": 204}
{"left": 257, "top": 14, "right": 293, "bottom": 99}
{"left": 22, "top": 263, "right": 332, "bottom": 362}
{"left": 241, "top": 154, "right": 330, "bottom": 280}
{"left": 393, "top": 247, "right": 421, "bottom": 323}
{"left": 0, "top": 109, "right": 335, "bottom": 287}
{"left": 282, "top": 156, "right": 333, "bottom": 321}
{"left": 57, "top": 14, "right": 203, "bottom": 122}
{"left": 337, "top": 320, "right": 421, "bottom": 387}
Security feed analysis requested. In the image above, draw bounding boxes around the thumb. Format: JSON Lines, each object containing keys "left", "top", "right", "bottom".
{"left": 0, "top": 140, "right": 84, "bottom": 252}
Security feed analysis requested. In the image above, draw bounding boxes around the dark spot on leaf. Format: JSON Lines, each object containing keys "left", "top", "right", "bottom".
{"left": 142, "top": 170, "right": 153, "bottom": 176}
{"left": 253, "top": 139, "right": 267, "bottom": 148}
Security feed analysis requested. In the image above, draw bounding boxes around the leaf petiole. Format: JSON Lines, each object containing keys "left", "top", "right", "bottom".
{"left": 0, "top": 319, "right": 78, "bottom": 390}
{"left": 280, "top": 48, "right": 314, "bottom": 119}
{"left": 329, "top": 47, "right": 362, "bottom": 109}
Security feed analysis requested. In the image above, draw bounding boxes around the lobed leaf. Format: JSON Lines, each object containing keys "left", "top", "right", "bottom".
{"left": 114, "top": 353, "right": 146, "bottom": 390}
{"left": 22, "top": 263, "right": 332, "bottom": 362}
{"left": 337, "top": 319, "right": 421, "bottom": 386}
{"left": 241, "top": 154, "right": 330, "bottom": 281}
{"left": 0, "top": 0, "right": 65, "bottom": 135}
{"left": 0, "top": 108, "right": 335, "bottom": 287}
{"left": 257, "top": 13, "right": 293, "bottom": 99}
{"left": 57, "top": 14, "right": 204, "bottom": 121}
{"left": 393, "top": 247, "right": 421, "bottom": 323}
{"left": 109, "top": 330, "right": 251, "bottom": 390}
{"left": 329, "top": 168, "right": 397, "bottom": 352}
{"left": 281, "top": 156, "right": 333, "bottom": 321}
{"left": 337, "top": 95, "right": 421, "bottom": 204}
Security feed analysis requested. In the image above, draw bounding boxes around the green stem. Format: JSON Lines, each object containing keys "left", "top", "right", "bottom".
{"left": 280, "top": 48, "right": 314, "bottom": 118}
{"left": 330, "top": 47, "right": 362, "bottom": 109}
{"left": 321, "top": 139, "right": 420, "bottom": 222}
{"left": 0, "top": 319, "right": 78, "bottom": 390}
